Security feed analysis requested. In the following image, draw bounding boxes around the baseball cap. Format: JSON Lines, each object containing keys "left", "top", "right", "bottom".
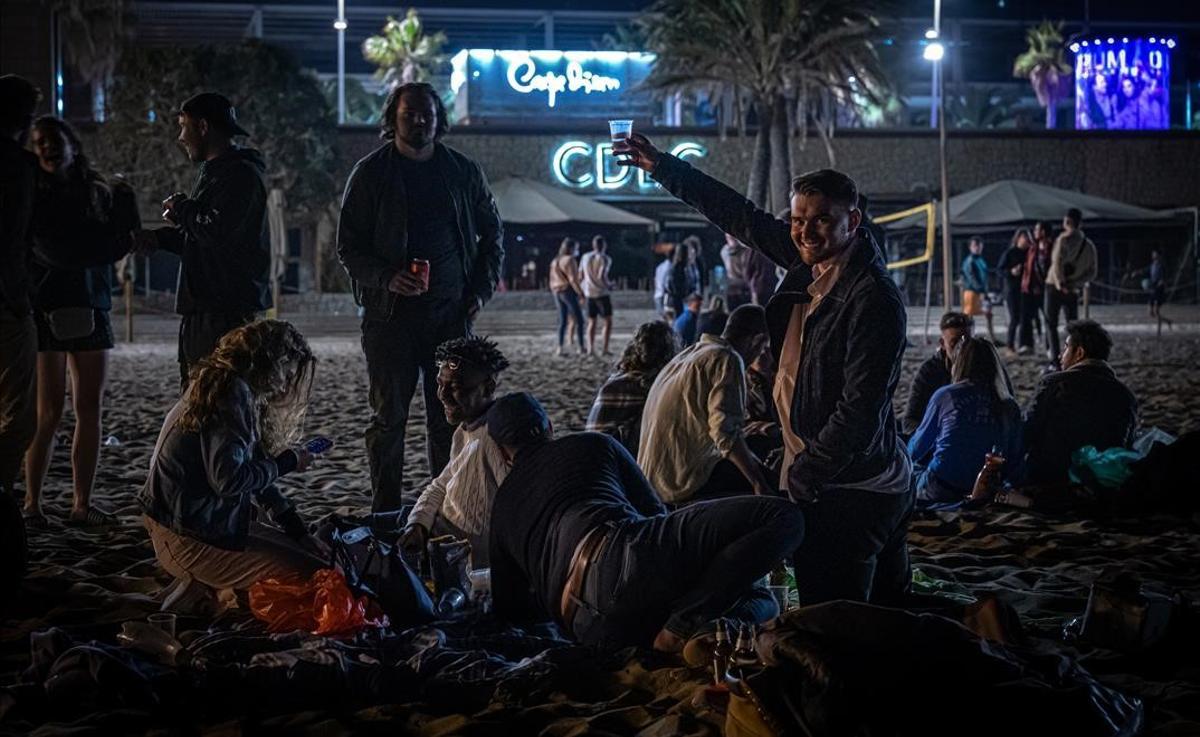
{"left": 486, "top": 392, "right": 551, "bottom": 447}
{"left": 175, "top": 92, "right": 250, "bottom": 137}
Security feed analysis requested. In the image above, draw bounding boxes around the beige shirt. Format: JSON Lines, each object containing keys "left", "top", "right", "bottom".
{"left": 773, "top": 247, "right": 851, "bottom": 487}
{"left": 548, "top": 254, "right": 579, "bottom": 293}
{"left": 407, "top": 417, "right": 509, "bottom": 565}
{"left": 637, "top": 334, "right": 748, "bottom": 503}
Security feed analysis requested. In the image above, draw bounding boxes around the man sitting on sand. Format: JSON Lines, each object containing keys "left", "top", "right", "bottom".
{"left": 902, "top": 312, "right": 973, "bottom": 437}
{"left": 487, "top": 392, "right": 805, "bottom": 652}
{"left": 638, "top": 305, "right": 775, "bottom": 504}
{"left": 1024, "top": 320, "right": 1137, "bottom": 485}
{"left": 586, "top": 321, "right": 679, "bottom": 455}
{"left": 399, "top": 336, "right": 510, "bottom": 567}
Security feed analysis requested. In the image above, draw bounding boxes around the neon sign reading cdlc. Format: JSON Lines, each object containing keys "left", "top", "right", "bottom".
{"left": 552, "top": 141, "right": 707, "bottom": 191}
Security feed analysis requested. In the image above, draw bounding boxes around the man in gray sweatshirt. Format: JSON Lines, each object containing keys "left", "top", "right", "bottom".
{"left": 1045, "top": 208, "right": 1097, "bottom": 366}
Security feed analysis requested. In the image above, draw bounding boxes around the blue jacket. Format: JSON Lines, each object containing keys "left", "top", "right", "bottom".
{"left": 908, "top": 382, "right": 1023, "bottom": 493}
{"left": 673, "top": 308, "right": 699, "bottom": 345}
{"left": 961, "top": 253, "right": 989, "bottom": 293}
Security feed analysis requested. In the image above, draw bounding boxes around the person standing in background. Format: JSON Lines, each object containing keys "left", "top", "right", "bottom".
{"left": 337, "top": 82, "right": 503, "bottom": 513}
{"left": 1045, "top": 208, "right": 1097, "bottom": 368}
{"left": 960, "top": 236, "right": 996, "bottom": 343}
{"left": 580, "top": 235, "right": 614, "bottom": 356}
{"left": 720, "top": 234, "right": 753, "bottom": 310}
{"left": 653, "top": 245, "right": 674, "bottom": 320}
{"left": 998, "top": 228, "right": 1031, "bottom": 355}
{"left": 549, "top": 238, "right": 586, "bottom": 356}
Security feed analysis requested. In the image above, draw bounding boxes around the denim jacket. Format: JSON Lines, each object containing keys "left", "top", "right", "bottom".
{"left": 336, "top": 142, "right": 504, "bottom": 320}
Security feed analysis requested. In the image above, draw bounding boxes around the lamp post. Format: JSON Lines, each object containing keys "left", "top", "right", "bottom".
{"left": 334, "top": 0, "right": 347, "bottom": 125}
{"left": 924, "top": 0, "right": 953, "bottom": 310}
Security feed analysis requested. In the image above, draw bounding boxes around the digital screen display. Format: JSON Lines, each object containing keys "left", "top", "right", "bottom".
{"left": 1073, "top": 37, "right": 1171, "bottom": 130}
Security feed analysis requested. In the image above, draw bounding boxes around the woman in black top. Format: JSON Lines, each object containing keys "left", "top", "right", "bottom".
{"left": 23, "top": 117, "right": 135, "bottom": 528}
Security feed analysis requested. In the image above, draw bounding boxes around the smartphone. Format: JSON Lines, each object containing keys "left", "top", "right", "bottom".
{"left": 304, "top": 437, "right": 334, "bottom": 454}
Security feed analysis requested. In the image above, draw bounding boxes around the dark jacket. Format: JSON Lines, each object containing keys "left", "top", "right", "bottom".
{"left": 152, "top": 146, "right": 271, "bottom": 315}
{"left": 0, "top": 139, "right": 38, "bottom": 317}
{"left": 1023, "top": 360, "right": 1138, "bottom": 485}
{"left": 29, "top": 171, "right": 137, "bottom": 312}
{"left": 337, "top": 142, "right": 504, "bottom": 320}
{"left": 652, "top": 153, "right": 908, "bottom": 491}
{"left": 139, "top": 378, "right": 303, "bottom": 550}
{"left": 902, "top": 351, "right": 952, "bottom": 437}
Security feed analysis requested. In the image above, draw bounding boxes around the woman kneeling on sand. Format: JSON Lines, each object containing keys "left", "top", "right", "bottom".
{"left": 139, "top": 320, "right": 327, "bottom": 611}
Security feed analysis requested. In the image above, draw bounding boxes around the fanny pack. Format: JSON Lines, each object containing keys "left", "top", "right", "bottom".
{"left": 45, "top": 308, "right": 94, "bottom": 341}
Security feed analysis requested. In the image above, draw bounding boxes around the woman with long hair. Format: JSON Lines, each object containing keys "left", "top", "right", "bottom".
{"left": 586, "top": 321, "right": 679, "bottom": 454}
{"left": 999, "top": 227, "right": 1031, "bottom": 354}
{"left": 548, "top": 237, "right": 586, "bottom": 356}
{"left": 22, "top": 116, "right": 136, "bottom": 528}
{"left": 907, "top": 336, "right": 1022, "bottom": 504}
{"left": 140, "top": 320, "right": 326, "bottom": 607}
{"left": 1019, "top": 221, "right": 1053, "bottom": 354}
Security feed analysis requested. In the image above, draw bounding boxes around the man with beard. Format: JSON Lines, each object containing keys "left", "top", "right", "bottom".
{"left": 338, "top": 83, "right": 503, "bottom": 513}
{"left": 399, "top": 336, "right": 511, "bottom": 567}
{"left": 133, "top": 92, "right": 271, "bottom": 388}
{"left": 615, "top": 135, "right": 913, "bottom": 607}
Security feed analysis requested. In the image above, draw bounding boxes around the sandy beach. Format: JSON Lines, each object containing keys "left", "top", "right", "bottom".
{"left": 2, "top": 300, "right": 1198, "bottom": 734}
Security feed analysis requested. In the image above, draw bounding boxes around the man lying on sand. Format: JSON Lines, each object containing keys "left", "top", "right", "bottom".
{"left": 140, "top": 320, "right": 327, "bottom": 612}
{"left": 486, "top": 392, "right": 804, "bottom": 653}
{"left": 399, "top": 336, "right": 511, "bottom": 567}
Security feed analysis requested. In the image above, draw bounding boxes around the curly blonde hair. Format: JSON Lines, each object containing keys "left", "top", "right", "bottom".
{"left": 178, "top": 320, "right": 316, "bottom": 454}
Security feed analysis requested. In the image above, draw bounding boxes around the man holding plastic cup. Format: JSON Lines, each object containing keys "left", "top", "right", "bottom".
{"left": 338, "top": 82, "right": 504, "bottom": 514}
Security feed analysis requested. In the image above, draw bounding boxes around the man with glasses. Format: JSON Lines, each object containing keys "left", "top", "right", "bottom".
{"left": 398, "top": 337, "right": 511, "bottom": 567}
{"left": 338, "top": 82, "right": 504, "bottom": 513}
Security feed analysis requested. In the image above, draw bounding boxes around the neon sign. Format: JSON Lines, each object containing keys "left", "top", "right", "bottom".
{"left": 450, "top": 49, "right": 655, "bottom": 122}
{"left": 552, "top": 140, "right": 707, "bottom": 192}
{"left": 506, "top": 58, "right": 620, "bottom": 108}
{"left": 1070, "top": 37, "right": 1172, "bottom": 130}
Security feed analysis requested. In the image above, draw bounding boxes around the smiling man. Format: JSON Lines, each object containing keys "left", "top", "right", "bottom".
{"left": 616, "top": 135, "right": 913, "bottom": 607}
{"left": 399, "top": 336, "right": 511, "bottom": 567}
{"left": 338, "top": 82, "right": 504, "bottom": 513}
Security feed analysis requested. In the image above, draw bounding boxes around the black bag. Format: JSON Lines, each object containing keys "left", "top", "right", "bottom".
{"left": 328, "top": 524, "right": 435, "bottom": 626}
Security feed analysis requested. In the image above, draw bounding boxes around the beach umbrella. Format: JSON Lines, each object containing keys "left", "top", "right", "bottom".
{"left": 884, "top": 180, "right": 1179, "bottom": 231}
{"left": 490, "top": 177, "right": 655, "bottom": 227}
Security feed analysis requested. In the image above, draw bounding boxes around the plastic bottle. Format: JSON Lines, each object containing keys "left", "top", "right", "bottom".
{"left": 711, "top": 619, "right": 733, "bottom": 685}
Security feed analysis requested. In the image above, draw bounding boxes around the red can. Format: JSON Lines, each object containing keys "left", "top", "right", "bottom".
{"left": 409, "top": 258, "right": 430, "bottom": 290}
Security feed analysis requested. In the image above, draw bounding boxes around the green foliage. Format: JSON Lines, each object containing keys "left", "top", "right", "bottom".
{"left": 1012, "top": 20, "right": 1072, "bottom": 79}
{"left": 93, "top": 41, "right": 338, "bottom": 225}
{"left": 362, "top": 8, "right": 448, "bottom": 90}
{"left": 321, "top": 76, "right": 383, "bottom": 126}
{"left": 947, "top": 86, "right": 1020, "bottom": 129}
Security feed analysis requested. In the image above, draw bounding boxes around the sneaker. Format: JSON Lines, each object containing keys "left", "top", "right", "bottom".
{"left": 1016, "top": 346, "right": 1032, "bottom": 356}
{"left": 66, "top": 507, "right": 117, "bottom": 529}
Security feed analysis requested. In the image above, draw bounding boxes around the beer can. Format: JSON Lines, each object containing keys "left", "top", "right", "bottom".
{"left": 409, "top": 258, "right": 430, "bottom": 290}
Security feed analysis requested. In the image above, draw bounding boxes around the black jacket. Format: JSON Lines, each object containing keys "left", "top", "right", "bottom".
{"left": 652, "top": 153, "right": 908, "bottom": 491}
{"left": 1023, "top": 360, "right": 1138, "bottom": 485}
{"left": 902, "top": 351, "right": 951, "bottom": 437}
{"left": 29, "top": 171, "right": 137, "bottom": 312}
{"left": 337, "top": 142, "right": 504, "bottom": 320}
{"left": 152, "top": 147, "right": 271, "bottom": 315}
{"left": 0, "top": 139, "right": 38, "bottom": 317}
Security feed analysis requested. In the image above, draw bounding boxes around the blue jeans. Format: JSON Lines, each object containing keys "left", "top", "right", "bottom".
{"left": 569, "top": 497, "right": 805, "bottom": 648}
{"left": 554, "top": 290, "right": 584, "bottom": 350}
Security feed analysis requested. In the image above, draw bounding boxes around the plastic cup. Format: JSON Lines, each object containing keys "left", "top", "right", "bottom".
{"left": 608, "top": 119, "right": 633, "bottom": 142}
{"left": 768, "top": 585, "right": 790, "bottom": 614}
{"left": 148, "top": 612, "right": 177, "bottom": 639}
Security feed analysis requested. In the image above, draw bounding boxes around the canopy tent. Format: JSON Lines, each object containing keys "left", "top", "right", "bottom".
{"left": 884, "top": 179, "right": 1181, "bottom": 231}
{"left": 491, "top": 177, "right": 655, "bottom": 227}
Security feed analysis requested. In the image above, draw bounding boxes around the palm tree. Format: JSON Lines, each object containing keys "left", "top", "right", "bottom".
{"left": 633, "top": 0, "right": 892, "bottom": 212}
{"left": 43, "top": 0, "right": 129, "bottom": 118}
{"left": 1013, "top": 20, "right": 1072, "bottom": 130}
{"left": 362, "top": 8, "right": 448, "bottom": 89}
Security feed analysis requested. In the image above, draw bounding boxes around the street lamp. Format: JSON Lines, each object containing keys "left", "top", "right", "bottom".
{"left": 334, "top": 0, "right": 347, "bottom": 124}
{"left": 923, "top": 0, "right": 953, "bottom": 311}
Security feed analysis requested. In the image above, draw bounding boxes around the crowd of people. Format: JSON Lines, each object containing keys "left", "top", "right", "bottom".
{"left": 0, "top": 75, "right": 1157, "bottom": 653}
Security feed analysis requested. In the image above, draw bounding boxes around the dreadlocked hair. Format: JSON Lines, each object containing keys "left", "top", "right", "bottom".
{"left": 177, "top": 320, "right": 316, "bottom": 455}
{"left": 435, "top": 335, "right": 510, "bottom": 375}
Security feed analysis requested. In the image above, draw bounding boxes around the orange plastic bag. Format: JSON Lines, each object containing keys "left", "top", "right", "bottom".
{"left": 249, "top": 568, "right": 384, "bottom": 635}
